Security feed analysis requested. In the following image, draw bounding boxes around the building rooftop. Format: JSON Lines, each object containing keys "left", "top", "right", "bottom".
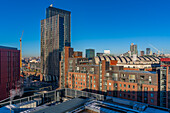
{"left": 32, "top": 97, "right": 89, "bottom": 113}
{"left": 0, "top": 88, "right": 169, "bottom": 113}
{"left": 47, "top": 6, "right": 71, "bottom": 13}
{"left": 0, "top": 46, "right": 17, "bottom": 50}
{"left": 120, "top": 70, "right": 157, "bottom": 74}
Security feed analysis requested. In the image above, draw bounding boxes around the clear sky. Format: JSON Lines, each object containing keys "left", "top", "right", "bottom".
{"left": 0, "top": 0, "right": 170, "bottom": 57}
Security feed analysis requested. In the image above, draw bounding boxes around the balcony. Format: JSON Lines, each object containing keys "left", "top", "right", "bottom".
{"left": 89, "top": 71, "right": 94, "bottom": 74}
{"left": 80, "top": 70, "right": 87, "bottom": 73}
{"left": 161, "top": 82, "right": 166, "bottom": 86}
{"left": 161, "top": 88, "right": 166, "bottom": 91}
{"left": 161, "top": 76, "right": 166, "bottom": 80}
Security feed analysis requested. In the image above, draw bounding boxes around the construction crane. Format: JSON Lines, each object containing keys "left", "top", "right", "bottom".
{"left": 20, "top": 31, "right": 24, "bottom": 69}
{"left": 149, "top": 44, "right": 161, "bottom": 55}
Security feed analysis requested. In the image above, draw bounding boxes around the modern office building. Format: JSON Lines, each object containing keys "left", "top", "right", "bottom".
{"left": 146, "top": 48, "right": 151, "bottom": 55}
{"left": 130, "top": 43, "right": 138, "bottom": 56}
{"left": 0, "top": 46, "right": 20, "bottom": 101}
{"left": 140, "top": 51, "right": 144, "bottom": 56}
{"left": 41, "top": 5, "right": 71, "bottom": 82}
{"left": 85, "top": 49, "right": 95, "bottom": 60}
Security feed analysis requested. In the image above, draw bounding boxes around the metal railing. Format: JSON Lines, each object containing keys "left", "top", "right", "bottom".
{"left": 0, "top": 88, "right": 104, "bottom": 108}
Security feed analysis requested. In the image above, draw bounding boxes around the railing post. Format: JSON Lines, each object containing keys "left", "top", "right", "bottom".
{"left": 57, "top": 91, "right": 60, "bottom": 101}
{"left": 74, "top": 90, "right": 77, "bottom": 98}
{"left": 42, "top": 93, "right": 44, "bottom": 104}
{"left": 54, "top": 90, "right": 56, "bottom": 102}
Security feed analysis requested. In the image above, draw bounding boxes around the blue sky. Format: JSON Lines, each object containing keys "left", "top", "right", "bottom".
{"left": 0, "top": 0, "right": 170, "bottom": 57}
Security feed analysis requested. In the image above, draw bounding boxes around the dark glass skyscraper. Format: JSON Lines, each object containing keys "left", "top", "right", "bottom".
{"left": 41, "top": 5, "right": 71, "bottom": 82}
{"left": 146, "top": 48, "right": 151, "bottom": 55}
{"left": 130, "top": 43, "right": 138, "bottom": 56}
{"left": 86, "top": 49, "right": 95, "bottom": 60}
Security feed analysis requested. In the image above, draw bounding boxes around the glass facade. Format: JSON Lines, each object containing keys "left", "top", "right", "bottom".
{"left": 86, "top": 49, "right": 95, "bottom": 60}
{"left": 41, "top": 6, "right": 71, "bottom": 82}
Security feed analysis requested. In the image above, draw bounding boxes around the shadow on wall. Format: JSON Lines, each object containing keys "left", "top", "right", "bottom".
{"left": 81, "top": 88, "right": 169, "bottom": 108}
{"left": 43, "top": 49, "right": 60, "bottom": 84}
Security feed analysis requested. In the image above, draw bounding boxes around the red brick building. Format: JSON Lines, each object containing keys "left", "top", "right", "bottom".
{"left": 59, "top": 46, "right": 168, "bottom": 108}
{"left": 0, "top": 46, "right": 20, "bottom": 101}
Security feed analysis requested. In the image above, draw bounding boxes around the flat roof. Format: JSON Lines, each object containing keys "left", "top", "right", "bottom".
{"left": 0, "top": 46, "right": 17, "bottom": 50}
{"left": 47, "top": 6, "right": 71, "bottom": 13}
{"left": 120, "top": 70, "right": 156, "bottom": 74}
{"left": 32, "top": 97, "right": 89, "bottom": 113}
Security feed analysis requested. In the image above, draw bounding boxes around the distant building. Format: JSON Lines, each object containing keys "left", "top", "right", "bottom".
{"left": 73, "top": 51, "right": 82, "bottom": 58}
{"left": 59, "top": 47, "right": 165, "bottom": 108}
{"left": 41, "top": 6, "right": 71, "bottom": 82}
{"left": 96, "top": 53, "right": 104, "bottom": 56}
{"left": 130, "top": 43, "right": 138, "bottom": 56}
{"left": 0, "top": 46, "right": 20, "bottom": 101}
{"left": 146, "top": 48, "right": 151, "bottom": 55}
{"left": 86, "top": 49, "right": 95, "bottom": 60}
{"left": 140, "top": 51, "right": 144, "bottom": 56}
{"left": 122, "top": 51, "right": 131, "bottom": 57}
{"left": 104, "top": 50, "right": 110, "bottom": 55}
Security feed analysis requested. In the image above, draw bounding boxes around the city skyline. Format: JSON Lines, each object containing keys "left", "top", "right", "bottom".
{"left": 1, "top": 0, "right": 170, "bottom": 57}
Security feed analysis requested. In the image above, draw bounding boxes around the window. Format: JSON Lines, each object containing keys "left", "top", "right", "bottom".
{"left": 120, "top": 84, "right": 122, "bottom": 87}
{"left": 114, "top": 83, "right": 117, "bottom": 87}
{"left": 128, "top": 85, "right": 130, "bottom": 88}
{"left": 128, "top": 95, "right": 130, "bottom": 98}
{"left": 124, "top": 89, "right": 126, "bottom": 92}
{"left": 133, "top": 85, "right": 135, "bottom": 89}
{"left": 94, "top": 76, "right": 96, "bottom": 79}
{"left": 151, "top": 93, "right": 154, "bottom": 97}
{"left": 129, "top": 75, "right": 135, "bottom": 79}
{"left": 144, "top": 87, "right": 148, "bottom": 91}
{"left": 120, "top": 93, "right": 122, "bottom": 97}
{"left": 151, "top": 99, "right": 154, "bottom": 103}
{"left": 149, "top": 76, "right": 152, "bottom": 81}
{"left": 140, "top": 75, "right": 144, "bottom": 79}
{"left": 151, "top": 88, "right": 154, "bottom": 91}
{"left": 109, "top": 87, "right": 111, "bottom": 90}
{"left": 94, "top": 85, "right": 96, "bottom": 87}
{"left": 120, "top": 89, "right": 122, "bottom": 91}
{"left": 109, "top": 83, "right": 111, "bottom": 85}
{"left": 94, "top": 81, "right": 95, "bottom": 83}
{"left": 121, "top": 74, "right": 126, "bottom": 77}
{"left": 124, "top": 84, "right": 126, "bottom": 87}
{"left": 133, "top": 91, "right": 135, "bottom": 94}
